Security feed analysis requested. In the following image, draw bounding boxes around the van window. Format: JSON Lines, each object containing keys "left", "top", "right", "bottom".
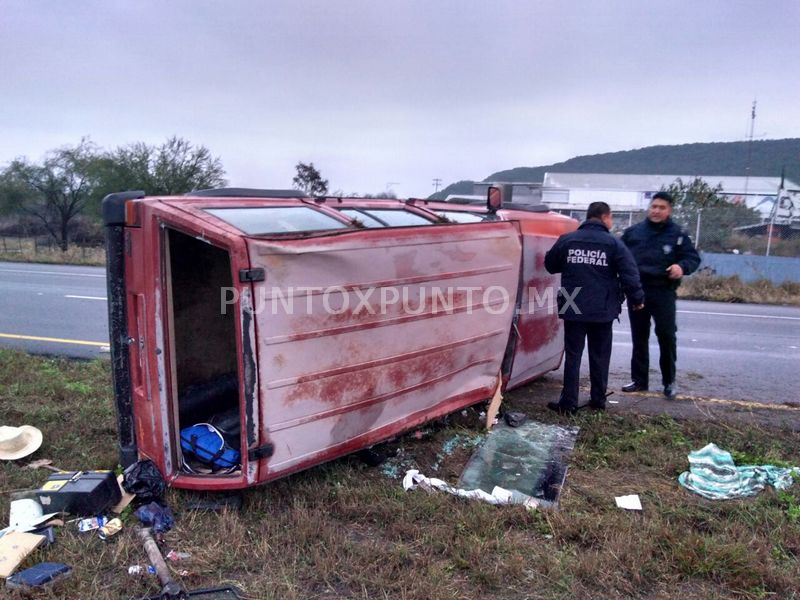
{"left": 338, "top": 208, "right": 387, "bottom": 228}
{"left": 361, "top": 209, "right": 434, "bottom": 227}
{"left": 205, "top": 206, "right": 348, "bottom": 235}
{"left": 435, "top": 211, "right": 486, "bottom": 223}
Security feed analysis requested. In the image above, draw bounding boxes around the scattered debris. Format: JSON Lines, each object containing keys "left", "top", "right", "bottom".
{"left": 110, "top": 475, "right": 136, "bottom": 514}
{"left": 379, "top": 447, "right": 416, "bottom": 479}
{"left": 678, "top": 443, "right": 800, "bottom": 500}
{"left": 136, "top": 527, "right": 243, "bottom": 599}
{"left": 123, "top": 459, "right": 166, "bottom": 502}
{"left": 403, "top": 469, "right": 544, "bottom": 509}
{"left": 136, "top": 527, "right": 183, "bottom": 597}
{"left": 6, "top": 562, "right": 72, "bottom": 591}
{"left": 0, "top": 425, "right": 43, "bottom": 461}
{"left": 30, "top": 525, "right": 56, "bottom": 547}
{"left": 135, "top": 502, "right": 175, "bottom": 533}
{"left": 166, "top": 550, "right": 191, "bottom": 562}
{"left": 431, "top": 433, "right": 484, "bottom": 471}
{"left": 77, "top": 516, "right": 107, "bottom": 533}
{"left": 23, "top": 458, "right": 60, "bottom": 472}
{"left": 503, "top": 411, "right": 528, "bottom": 428}
{"left": 615, "top": 494, "right": 643, "bottom": 510}
{"left": 459, "top": 420, "right": 579, "bottom": 507}
{"left": 128, "top": 564, "right": 157, "bottom": 576}
{"left": 37, "top": 470, "right": 122, "bottom": 515}
{"left": 98, "top": 517, "right": 123, "bottom": 540}
{"left": 0, "top": 531, "right": 46, "bottom": 577}
{"left": 6, "top": 497, "right": 58, "bottom": 533}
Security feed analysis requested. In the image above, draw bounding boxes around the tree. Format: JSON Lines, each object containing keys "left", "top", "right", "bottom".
{"left": 1, "top": 139, "right": 99, "bottom": 251}
{"left": 662, "top": 177, "right": 762, "bottom": 252}
{"left": 94, "top": 136, "right": 227, "bottom": 198}
{"left": 293, "top": 162, "right": 328, "bottom": 196}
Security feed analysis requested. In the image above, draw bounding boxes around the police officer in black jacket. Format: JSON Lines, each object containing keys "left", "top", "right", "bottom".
{"left": 621, "top": 191, "right": 701, "bottom": 400}
{"left": 544, "top": 202, "right": 644, "bottom": 415}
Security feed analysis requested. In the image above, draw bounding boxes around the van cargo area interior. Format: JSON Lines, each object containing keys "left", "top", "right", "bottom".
{"left": 166, "top": 229, "right": 241, "bottom": 475}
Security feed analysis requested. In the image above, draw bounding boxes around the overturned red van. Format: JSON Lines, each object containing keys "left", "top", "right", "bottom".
{"left": 103, "top": 188, "right": 576, "bottom": 490}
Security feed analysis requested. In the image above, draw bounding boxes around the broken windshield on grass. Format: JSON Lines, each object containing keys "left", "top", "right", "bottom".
{"left": 204, "top": 206, "right": 349, "bottom": 235}
{"left": 459, "top": 421, "right": 579, "bottom": 506}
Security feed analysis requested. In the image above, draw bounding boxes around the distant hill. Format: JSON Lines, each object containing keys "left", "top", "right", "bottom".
{"left": 430, "top": 138, "right": 800, "bottom": 200}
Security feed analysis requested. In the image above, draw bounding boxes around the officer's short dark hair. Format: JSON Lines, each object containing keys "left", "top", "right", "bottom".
{"left": 652, "top": 191, "right": 674, "bottom": 205}
{"left": 586, "top": 201, "right": 611, "bottom": 221}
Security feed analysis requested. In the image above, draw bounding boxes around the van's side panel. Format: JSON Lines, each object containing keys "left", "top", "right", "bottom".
{"left": 504, "top": 213, "right": 577, "bottom": 388}
{"left": 247, "top": 223, "right": 522, "bottom": 480}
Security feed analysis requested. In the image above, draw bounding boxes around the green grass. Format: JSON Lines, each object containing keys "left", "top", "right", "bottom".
{"left": 1, "top": 349, "right": 799, "bottom": 599}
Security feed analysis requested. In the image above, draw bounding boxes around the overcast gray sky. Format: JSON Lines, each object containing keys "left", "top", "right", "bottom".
{"left": 2, "top": 1, "right": 798, "bottom": 197}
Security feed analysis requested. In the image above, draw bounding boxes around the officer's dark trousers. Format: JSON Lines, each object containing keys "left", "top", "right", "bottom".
{"left": 560, "top": 319, "right": 613, "bottom": 409}
{"left": 628, "top": 286, "right": 677, "bottom": 388}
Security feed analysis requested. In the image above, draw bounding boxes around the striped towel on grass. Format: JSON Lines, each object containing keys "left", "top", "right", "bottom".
{"left": 678, "top": 443, "right": 799, "bottom": 500}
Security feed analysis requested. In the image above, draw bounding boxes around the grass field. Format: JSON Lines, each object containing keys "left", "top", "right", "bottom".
{"left": 679, "top": 273, "right": 800, "bottom": 306}
{"left": 0, "top": 237, "right": 105, "bottom": 266}
{"left": 1, "top": 349, "right": 799, "bottom": 599}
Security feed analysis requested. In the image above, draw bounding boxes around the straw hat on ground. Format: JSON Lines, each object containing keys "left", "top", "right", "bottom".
{"left": 0, "top": 425, "right": 43, "bottom": 460}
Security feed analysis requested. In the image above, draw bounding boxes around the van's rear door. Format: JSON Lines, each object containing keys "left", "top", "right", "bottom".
{"left": 247, "top": 222, "right": 522, "bottom": 480}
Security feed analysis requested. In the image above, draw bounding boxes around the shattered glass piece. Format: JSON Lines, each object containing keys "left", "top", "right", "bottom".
{"left": 458, "top": 421, "right": 579, "bottom": 506}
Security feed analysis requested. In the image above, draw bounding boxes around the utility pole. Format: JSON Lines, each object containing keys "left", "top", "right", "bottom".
{"left": 432, "top": 178, "right": 442, "bottom": 193}
{"left": 743, "top": 99, "right": 756, "bottom": 199}
{"left": 766, "top": 166, "right": 785, "bottom": 257}
{"left": 695, "top": 208, "right": 702, "bottom": 250}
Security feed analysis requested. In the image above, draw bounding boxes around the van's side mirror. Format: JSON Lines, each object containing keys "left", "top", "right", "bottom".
{"left": 487, "top": 186, "right": 503, "bottom": 213}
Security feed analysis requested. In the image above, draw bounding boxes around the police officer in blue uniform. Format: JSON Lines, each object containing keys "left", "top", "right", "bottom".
{"left": 621, "top": 191, "right": 700, "bottom": 400}
{"left": 544, "top": 202, "right": 644, "bottom": 415}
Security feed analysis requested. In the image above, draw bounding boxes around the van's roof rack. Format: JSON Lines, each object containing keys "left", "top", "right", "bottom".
{"left": 188, "top": 188, "right": 309, "bottom": 198}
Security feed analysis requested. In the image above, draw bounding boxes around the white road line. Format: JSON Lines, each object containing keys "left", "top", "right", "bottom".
{"left": 677, "top": 309, "right": 800, "bottom": 321}
{"left": 0, "top": 268, "right": 105, "bottom": 278}
{"left": 65, "top": 295, "right": 107, "bottom": 300}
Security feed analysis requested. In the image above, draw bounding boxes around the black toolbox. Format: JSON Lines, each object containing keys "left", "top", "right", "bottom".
{"left": 36, "top": 471, "right": 122, "bottom": 516}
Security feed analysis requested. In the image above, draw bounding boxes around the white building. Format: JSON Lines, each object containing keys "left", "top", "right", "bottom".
{"left": 541, "top": 173, "right": 796, "bottom": 219}
{"left": 466, "top": 174, "right": 798, "bottom": 222}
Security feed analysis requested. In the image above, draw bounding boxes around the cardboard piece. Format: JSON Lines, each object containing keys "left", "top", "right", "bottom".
{"left": 110, "top": 474, "right": 135, "bottom": 514}
{"left": 0, "top": 531, "right": 46, "bottom": 577}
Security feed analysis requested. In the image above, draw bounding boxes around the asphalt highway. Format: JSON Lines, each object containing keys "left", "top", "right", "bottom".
{"left": 1, "top": 261, "right": 799, "bottom": 404}
{"left": 0, "top": 261, "right": 109, "bottom": 359}
{"left": 606, "top": 300, "right": 800, "bottom": 404}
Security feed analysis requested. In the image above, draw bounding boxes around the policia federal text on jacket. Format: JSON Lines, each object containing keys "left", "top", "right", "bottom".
{"left": 621, "top": 191, "right": 701, "bottom": 400}
{"left": 544, "top": 202, "right": 644, "bottom": 415}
